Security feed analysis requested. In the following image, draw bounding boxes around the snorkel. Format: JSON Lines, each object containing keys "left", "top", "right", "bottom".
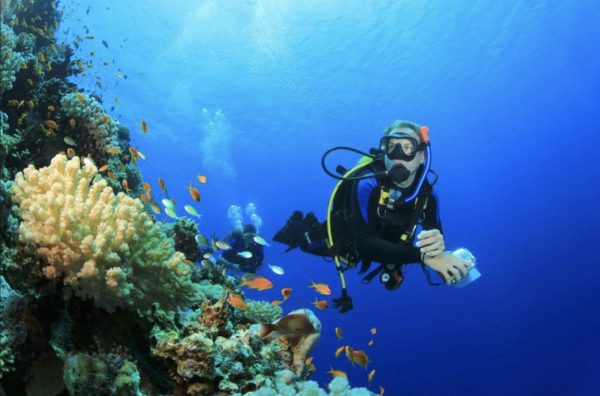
{"left": 321, "top": 125, "right": 434, "bottom": 204}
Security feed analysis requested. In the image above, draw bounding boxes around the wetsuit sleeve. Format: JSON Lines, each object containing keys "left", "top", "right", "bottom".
{"left": 351, "top": 179, "right": 422, "bottom": 265}
{"left": 422, "top": 191, "right": 443, "bottom": 234}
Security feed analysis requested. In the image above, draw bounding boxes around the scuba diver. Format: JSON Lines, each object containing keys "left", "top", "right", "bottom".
{"left": 217, "top": 224, "right": 265, "bottom": 273}
{"left": 273, "top": 120, "right": 474, "bottom": 313}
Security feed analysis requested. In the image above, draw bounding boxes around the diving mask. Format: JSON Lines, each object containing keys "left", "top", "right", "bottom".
{"left": 379, "top": 133, "right": 423, "bottom": 162}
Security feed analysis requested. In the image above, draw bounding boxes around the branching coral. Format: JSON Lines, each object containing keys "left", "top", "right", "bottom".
{"left": 10, "top": 153, "right": 198, "bottom": 316}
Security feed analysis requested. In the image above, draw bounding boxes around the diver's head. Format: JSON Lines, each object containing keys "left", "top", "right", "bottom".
{"left": 243, "top": 224, "right": 257, "bottom": 235}
{"left": 380, "top": 120, "right": 425, "bottom": 187}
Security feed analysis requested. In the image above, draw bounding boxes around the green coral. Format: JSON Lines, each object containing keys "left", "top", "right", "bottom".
{"left": 0, "top": 332, "right": 15, "bottom": 378}
{"left": 150, "top": 301, "right": 288, "bottom": 394}
{"left": 63, "top": 352, "right": 144, "bottom": 396}
{"left": 59, "top": 92, "right": 122, "bottom": 165}
{"left": 245, "top": 300, "right": 283, "bottom": 324}
{"left": 172, "top": 217, "right": 201, "bottom": 262}
{"left": 0, "top": 22, "right": 33, "bottom": 94}
{"left": 240, "top": 370, "right": 375, "bottom": 396}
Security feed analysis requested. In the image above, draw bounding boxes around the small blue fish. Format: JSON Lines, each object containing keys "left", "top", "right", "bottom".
{"left": 237, "top": 251, "right": 253, "bottom": 259}
{"left": 162, "top": 198, "right": 175, "bottom": 209}
{"left": 195, "top": 234, "right": 209, "bottom": 249}
{"left": 184, "top": 204, "right": 201, "bottom": 218}
{"left": 165, "top": 207, "right": 177, "bottom": 219}
{"left": 253, "top": 235, "right": 270, "bottom": 246}
{"left": 268, "top": 264, "right": 285, "bottom": 275}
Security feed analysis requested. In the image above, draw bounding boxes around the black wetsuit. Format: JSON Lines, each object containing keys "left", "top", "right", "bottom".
{"left": 220, "top": 232, "right": 264, "bottom": 273}
{"left": 350, "top": 172, "right": 442, "bottom": 267}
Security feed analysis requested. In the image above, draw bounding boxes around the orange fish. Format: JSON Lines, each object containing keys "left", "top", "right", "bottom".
{"left": 188, "top": 183, "right": 200, "bottom": 202}
{"left": 77, "top": 93, "right": 85, "bottom": 103}
{"left": 345, "top": 346, "right": 354, "bottom": 362}
{"left": 227, "top": 294, "right": 247, "bottom": 311}
{"left": 197, "top": 174, "right": 207, "bottom": 184}
{"left": 271, "top": 299, "right": 283, "bottom": 306}
{"left": 351, "top": 349, "right": 369, "bottom": 369}
{"left": 107, "top": 171, "right": 116, "bottom": 181}
{"left": 335, "top": 345, "right": 346, "bottom": 358}
{"left": 368, "top": 369, "right": 376, "bottom": 383}
{"left": 143, "top": 182, "right": 151, "bottom": 195}
{"left": 326, "top": 367, "right": 347, "bottom": 380}
{"left": 139, "top": 194, "right": 150, "bottom": 204}
{"left": 122, "top": 179, "right": 130, "bottom": 192}
{"left": 183, "top": 259, "right": 194, "bottom": 266}
{"left": 45, "top": 119, "right": 58, "bottom": 129}
{"left": 140, "top": 120, "right": 148, "bottom": 134}
{"left": 158, "top": 177, "right": 167, "bottom": 194}
{"left": 308, "top": 280, "right": 331, "bottom": 295}
{"left": 281, "top": 287, "right": 292, "bottom": 300}
{"left": 240, "top": 274, "right": 273, "bottom": 291}
{"left": 335, "top": 327, "right": 343, "bottom": 339}
{"left": 66, "top": 148, "right": 76, "bottom": 158}
{"left": 128, "top": 146, "right": 138, "bottom": 164}
{"left": 98, "top": 164, "right": 109, "bottom": 172}
{"left": 106, "top": 147, "right": 121, "bottom": 155}
{"left": 311, "top": 298, "right": 328, "bottom": 310}
{"left": 102, "top": 115, "right": 110, "bottom": 123}
{"left": 305, "top": 356, "right": 314, "bottom": 365}
{"left": 370, "top": 327, "right": 377, "bottom": 335}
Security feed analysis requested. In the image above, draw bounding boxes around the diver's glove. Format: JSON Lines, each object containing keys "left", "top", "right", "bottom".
{"left": 332, "top": 289, "right": 353, "bottom": 313}
{"left": 273, "top": 210, "right": 310, "bottom": 252}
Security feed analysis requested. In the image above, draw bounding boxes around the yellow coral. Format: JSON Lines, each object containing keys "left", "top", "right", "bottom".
{"left": 11, "top": 154, "right": 197, "bottom": 314}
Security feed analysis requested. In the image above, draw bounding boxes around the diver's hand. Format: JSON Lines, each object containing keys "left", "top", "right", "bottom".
{"left": 423, "top": 252, "right": 473, "bottom": 285}
{"left": 416, "top": 229, "right": 445, "bottom": 259}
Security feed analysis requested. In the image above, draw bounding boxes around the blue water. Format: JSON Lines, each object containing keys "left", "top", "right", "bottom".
{"left": 60, "top": 1, "right": 600, "bottom": 394}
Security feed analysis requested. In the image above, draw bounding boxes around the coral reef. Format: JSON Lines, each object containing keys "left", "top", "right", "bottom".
{"left": 245, "top": 300, "right": 283, "bottom": 324}
{"left": 0, "top": 22, "right": 33, "bottom": 95}
{"left": 0, "top": 2, "right": 379, "bottom": 395}
{"left": 63, "top": 352, "right": 143, "bottom": 395}
{"left": 150, "top": 299, "right": 285, "bottom": 395}
{"left": 11, "top": 154, "right": 199, "bottom": 316}
{"left": 59, "top": 92, "right": 122, "bottom": 165}
{"left": 0, "top": 276, "right": 28, "bottom": 378}
{"left": 241, "top": 371, "right": 375, "bottom": 395}
{"left": 164, "top": 217, "right": 201, "bottom": 262}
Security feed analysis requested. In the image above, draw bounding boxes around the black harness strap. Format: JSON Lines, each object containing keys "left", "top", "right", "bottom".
{"left": 360, "top": 181, "right": 433, "bottom": 285}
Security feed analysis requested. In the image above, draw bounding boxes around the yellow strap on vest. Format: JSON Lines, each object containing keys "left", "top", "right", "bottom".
{"left": 326, "top": 161, "right": 373, "bottom": 290}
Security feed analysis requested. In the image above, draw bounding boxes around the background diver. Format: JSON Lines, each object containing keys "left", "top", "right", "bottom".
{"left": 216, "top": 204, "right": 265, "bottom": 273}
{"left": 273, "top": 119, "right": 474, "bottom": 312}
{"left": 217, "top": 224, "right": 265, "bottom": 273}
